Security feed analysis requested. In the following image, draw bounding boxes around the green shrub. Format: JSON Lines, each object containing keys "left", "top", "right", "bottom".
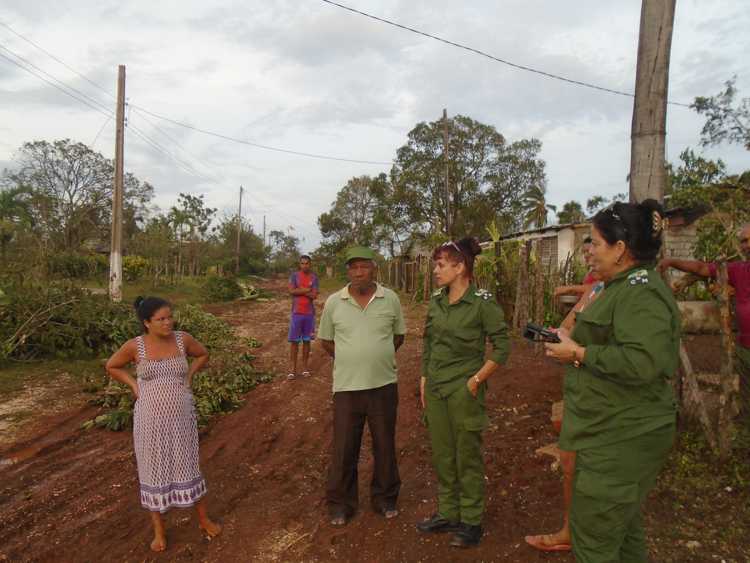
{"left": 201, "top": 276, "right": 243, "bottom": 302}
{"left": 0, "top": 282, "right": 137, "bottom": 360}
{"left": 123, "top": 255, "right": 150, "bottom": 281}
{"left": 47, "top": 253, "right": 107, "bottom": 278}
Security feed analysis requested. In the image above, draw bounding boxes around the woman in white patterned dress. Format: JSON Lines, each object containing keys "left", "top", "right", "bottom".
{"left": 106, "top": 296, "right": 221, "bottom": 552}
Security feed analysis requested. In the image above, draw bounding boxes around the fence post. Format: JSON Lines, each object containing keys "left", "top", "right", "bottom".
{"left": 717, "top": 262, "right": 738, "bottom": 459}
{"left": 533, "top": 240, "right": 544, "bottom": 324}
{"left": 512, "top": 241, "right": 531, "bottom": 331}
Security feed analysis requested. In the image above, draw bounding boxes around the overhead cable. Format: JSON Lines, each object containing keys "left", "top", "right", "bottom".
{"left": 319, "top": 0, "right": 691, "bottom": 108}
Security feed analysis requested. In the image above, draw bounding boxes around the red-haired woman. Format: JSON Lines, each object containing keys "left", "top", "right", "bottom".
{"left": 416, "top": 238, "right": 510, "bottom": 548}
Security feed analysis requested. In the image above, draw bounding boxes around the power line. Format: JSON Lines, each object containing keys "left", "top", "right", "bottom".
{"left": 1, "top": 21, "right": 393, "bottom": 166}
{"left": 0, "top": 20, "right": 115, "bottom": 100}
{"left": 0, "top": 49, "right": 112, "bottom": 118}
{"left": 0, "top": 34, "right": 323, "bottom": 235}
{"left": 128, "top": 104, "right": 393, "bottom": 166}
{"left": 0, "top": 42, "right": 114, "bottom": 116}
{"left": 319, "top": 0, "right": 692, "bottom": 108}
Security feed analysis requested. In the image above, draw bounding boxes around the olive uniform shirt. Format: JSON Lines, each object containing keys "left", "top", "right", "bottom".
{"left": 422, "top": 284, "right": 510, "bottom": 397}
{"left": 559, "top": 265, "right": 680, "bottom": 452}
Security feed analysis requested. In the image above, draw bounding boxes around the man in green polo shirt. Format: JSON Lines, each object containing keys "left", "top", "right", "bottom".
{"left": 319, "top": 246, "right": 406, "bottom": 526}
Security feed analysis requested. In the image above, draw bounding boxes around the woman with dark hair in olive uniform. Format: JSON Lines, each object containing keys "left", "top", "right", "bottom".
{"left": 416, "top": 238, "right": 509, "bottom": 548}
{"left": 544, "top": 200, "right": 680, "bottom": 562}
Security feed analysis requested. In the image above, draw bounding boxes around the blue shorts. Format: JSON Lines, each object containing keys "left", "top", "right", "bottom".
{"left": 288, "top": 313, "right": 315, "bottom": 343}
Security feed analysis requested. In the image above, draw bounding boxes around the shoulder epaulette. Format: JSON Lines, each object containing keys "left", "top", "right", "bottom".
{"left": 474, "top": 288, "right": 492, "bottom": 300}
{"left": 627, "top": 269, "right": 649, "bottom": 286}
{"left": 432, "top": 288, "right": 443, "bottom": 297}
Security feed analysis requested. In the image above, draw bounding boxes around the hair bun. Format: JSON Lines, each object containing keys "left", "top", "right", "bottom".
{"left": 638, "top": 199, "right": 666, "bottom": 238}
{"left": 133, "top": 296, "right": 145, "bottom": 311}
{"left": 458, "top": 237, "right": 482, "bottom": 258}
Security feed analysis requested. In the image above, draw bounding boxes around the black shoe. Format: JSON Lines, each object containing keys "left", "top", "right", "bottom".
{"left": 416, "top": 514, "right": 462, "bottom": 534}
{"left": 449, "top": 523, "right": 483, "bottom": 548}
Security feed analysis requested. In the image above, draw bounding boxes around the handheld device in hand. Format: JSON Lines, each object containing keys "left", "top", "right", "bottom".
{"left": 523, "top": 322, "right": 561, "bottom": 343}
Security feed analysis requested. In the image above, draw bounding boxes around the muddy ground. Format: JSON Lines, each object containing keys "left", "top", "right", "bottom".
{"left": 0, "top": 278, "right": 745, "bottom": 562}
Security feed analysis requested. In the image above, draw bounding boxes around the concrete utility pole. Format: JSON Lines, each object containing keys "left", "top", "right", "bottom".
{"left": 629, "top": 0, "right": 676, "bottom": 203}
{"left": 262, "top": 215, "right": 266, "bottom": 248}
{"left": 235, "top": 185, "right": 243, "bottom": 275}
{"left": 109, "top": 65, "right": 126, "bottom": 302}
{"left": 443, "top": 108, "right": 451, "bottom": 237}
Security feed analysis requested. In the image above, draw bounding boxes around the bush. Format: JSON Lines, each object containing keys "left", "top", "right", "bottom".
{"left": 0, "top": 282, "right": 137, "bottom": 360}
{"left": 201, "top": 276, "right": 243, "bottom": 302}
{"left": 123, "top": 255, "right": 150, "bottom": 281}
{"left": 47, "top": 253, "right": 107, "bottom": 279}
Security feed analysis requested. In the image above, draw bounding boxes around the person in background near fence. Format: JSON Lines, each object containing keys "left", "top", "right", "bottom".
{"left": 525, "top": 271, "right": 604, "bottom": 553}
{"left": 318, "top": 246, "right": 406, "bottom": 526}
{"left": 417, "top": 238, "right": 509, "bottom": 548}
{"left": 105, "top": 297, "right": 221, "bottom": 553}
{"left": 542, "top": 200, "right": 680, "bottom": 562}
{"left": 658, "top": 223, "right": 750, "bottom": 413}
{"left": 287, "top": 255, "right": 319, "bottom": 380}
{"left": 554, "top": 236, "right": 596, "bottom": 301}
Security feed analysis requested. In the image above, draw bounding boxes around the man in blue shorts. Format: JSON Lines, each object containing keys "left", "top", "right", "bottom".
{"left": 288, "top": 255, "right": 319, "bottom": 380}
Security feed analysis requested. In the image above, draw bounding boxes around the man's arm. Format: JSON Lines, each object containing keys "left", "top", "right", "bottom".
{"left": 393, "top": 334, "right": 405, "bottom": 352}
{"left": 321, "top": 339, "right": 335, "bottom": 358}
{"left": 290, "top": 287, "right": 311, "bottom": 296}
{"left": 658, "top": 258, "right": 712, "bottom": 278}
{"left": 554, "top": 285, "right": 586, "bottom": 298}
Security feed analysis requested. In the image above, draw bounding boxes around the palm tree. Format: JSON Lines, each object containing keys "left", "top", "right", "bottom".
{"left": 521, "top": 185, "right": 556, "bottom": 229}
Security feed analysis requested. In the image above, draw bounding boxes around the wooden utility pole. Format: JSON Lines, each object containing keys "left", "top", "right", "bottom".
{"left": 443, "top": 108, "right": 451, "bottom": 237}
{"left": 629, "top": 0, "right": 676, "bottom": 203}
{"left": 235, "top": 185, "right": 243, "bottom": 275}
{"left": 109, "top": 65, "right": 126, "bottom": 302}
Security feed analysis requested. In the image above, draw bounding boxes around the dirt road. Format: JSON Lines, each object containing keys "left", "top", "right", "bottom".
{"left": 0, "top": 279, "right": 571, "bottom": 562}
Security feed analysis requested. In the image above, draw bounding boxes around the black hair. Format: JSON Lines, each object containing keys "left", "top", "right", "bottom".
{"left": 592, "top": 199, "right": 665, "bottom": 262}
{"left": 133, "top": 296, "right": 171, "bottom": 333}
{"left": 432, "top": 237, "right": 483, "bottom": 278}
{"left": 299, "top": 255, "right": 311, "bottom": 262}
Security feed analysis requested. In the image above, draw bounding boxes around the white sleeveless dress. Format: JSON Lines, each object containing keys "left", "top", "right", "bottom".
{"left": 133, "top": 331, "right": 207, "bottom": 512}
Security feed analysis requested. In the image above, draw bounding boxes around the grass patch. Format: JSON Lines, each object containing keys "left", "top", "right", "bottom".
{"left": 647, "top": 423, "right": 750, "bottom": 562}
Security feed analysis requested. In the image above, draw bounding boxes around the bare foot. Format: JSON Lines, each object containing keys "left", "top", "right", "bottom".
{"left": 524, "top": 530, "right": 572, "bottom": 552}
{"left": 150, "top": 534, "right": 167, "bottom": 552}
{"left": 199, "top": 519, "right": 222, "bottom": 540}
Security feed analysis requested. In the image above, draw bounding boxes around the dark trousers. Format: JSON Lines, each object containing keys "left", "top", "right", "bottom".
{"left": 326, "top": 382, "right": 401, "bottom": 517}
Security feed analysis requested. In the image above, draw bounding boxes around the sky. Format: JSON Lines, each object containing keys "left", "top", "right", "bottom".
{"left": 1, "top": 0, "right": 750, "bottom": 252}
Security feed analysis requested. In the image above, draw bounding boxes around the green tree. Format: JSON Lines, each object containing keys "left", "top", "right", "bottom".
{"left": 0, "top": 184, "right": 34, "bottom": 262}
{"left": 692, "top": 77, "right": 750, "bottom": 150}
{"left": 168, "top": 193, "right": 217, "bottom": 276}
{"left": 318, "top": 174, "right": 387, "bottom": 254}
{"left": 521, "top": 185, "right": 556, "bottom": 229}
{"left": 556, "top": 200, "right": 586, "bottom": 224}
{"left": 390, "top": 115, "right": 546, "bottom": 240}
{"left": 2, "top": 139, "right": 153, "bottom": 252}
{"left": 268, "top": 228, "right": 301, "bottom": 273}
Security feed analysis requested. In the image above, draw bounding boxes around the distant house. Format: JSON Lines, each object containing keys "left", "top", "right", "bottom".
{"left": 486, "top": 206, "right": 707, "bottom": 270}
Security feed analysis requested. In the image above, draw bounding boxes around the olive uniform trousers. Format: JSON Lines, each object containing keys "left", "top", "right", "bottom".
{"left": 425, "top": 381, "right": 489, "bottom": 526}
{"left": 570, "top": 423, "right": 675, "bottom": 563}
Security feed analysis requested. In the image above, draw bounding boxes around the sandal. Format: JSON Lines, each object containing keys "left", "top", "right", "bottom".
{"left": 524, "top": 534, "right": 572, "bottom": 552}
{"left": 287, "top": 373, "right": 297, "bottom": 380}
{"left": 301, "top": 371, "right": 311, "bottom": 377}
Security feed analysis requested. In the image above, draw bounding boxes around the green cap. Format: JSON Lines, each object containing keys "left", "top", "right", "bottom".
{"left": 345, "top": 246, "right": 376, "bottom": 264}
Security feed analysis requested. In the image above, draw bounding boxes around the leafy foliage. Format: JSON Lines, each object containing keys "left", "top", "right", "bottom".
{"left": 86, "top": 305, "right": 266, "bottom": 430}
{"left": 200, "top": 276, "right": 243, "bottom": 302}
{"left": 692, "top": 77, "right": 750, "bottom": 150}
{"left": 0, "top": 282, "right": 137, "bottom": 360}
{"left": 556, "top": 200, "right": 586, "bottom": 224}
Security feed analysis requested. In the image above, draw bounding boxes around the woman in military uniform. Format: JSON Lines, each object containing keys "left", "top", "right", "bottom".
{"left": 544, "top": 200, "right": 680, "bottom": 562}
{"left": 416, "top": 237, "right": 509, "bottom": 548}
